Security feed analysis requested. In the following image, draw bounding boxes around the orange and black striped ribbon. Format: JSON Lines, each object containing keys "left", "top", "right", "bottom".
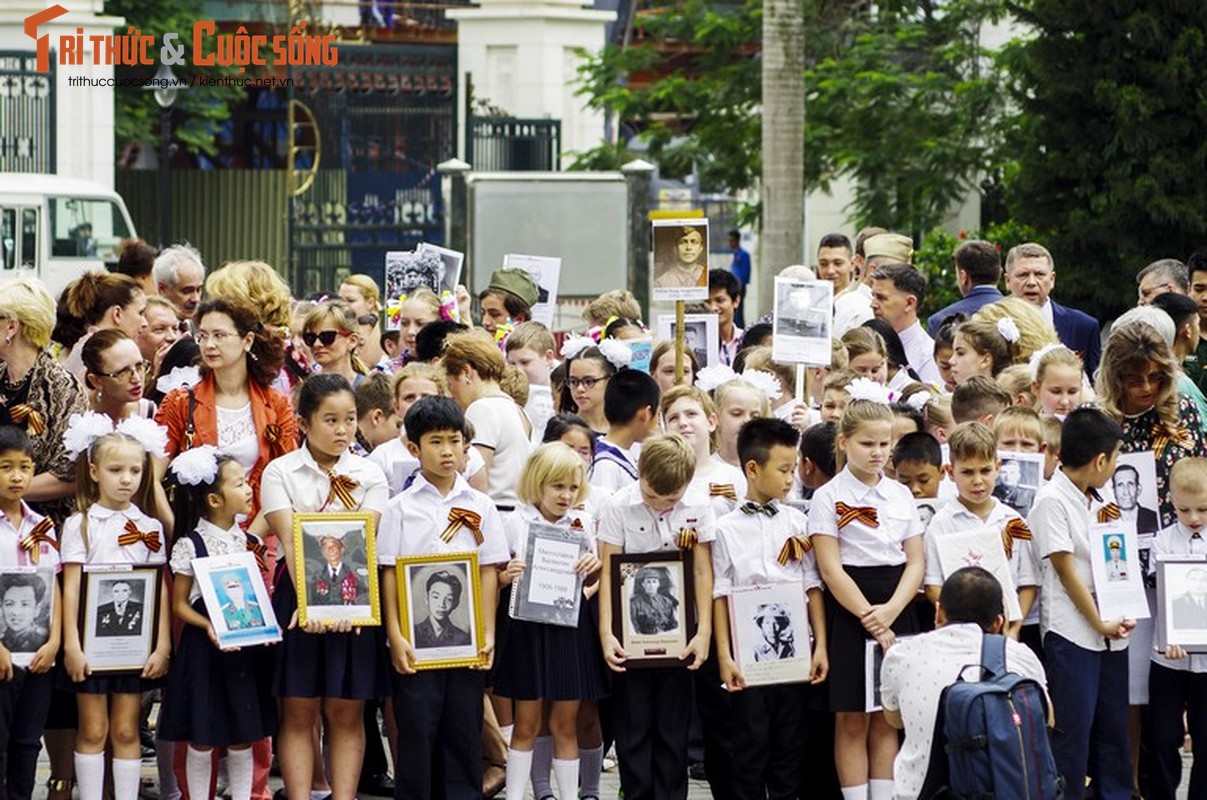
{"left": 836, "top": 502, "right": 879, "bottom": 529}
{"left": 441, "top": 508, "right": 483, "bottom": 545}
{"left": 326, "top": 472, "right": 359, "bottom": 511}
{"left": 19, "top": 517, "right": 56, "bottom": 564}
{"left": 117, "top": 519, "right": 161, "bottom": 553}
{"left": 677, "top": 527, "right": 699, "bottom": 549}
{"left": 777, "top": 534, "right": 813, "bottom": 565}
{"left": 1002, "top": 518, "right": 1032, "bottom": 559}
{"left": 1097, "top": 503, "right": 1121, "bottom": 524}
{"left": 709, "top": 483, "right": 737, "bottom": 501}
{"left": 9, "top": 405, "right": 45, "bottom": 436}
{"left": 246, "top": 540, "right": 268, "bottom": 572}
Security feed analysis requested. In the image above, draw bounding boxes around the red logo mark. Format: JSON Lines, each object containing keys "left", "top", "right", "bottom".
{"left": 25, "top": 5, "right": 69, "bottom": 73}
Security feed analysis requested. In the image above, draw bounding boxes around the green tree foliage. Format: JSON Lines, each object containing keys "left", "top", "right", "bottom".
{"left": 998, "top": 0, "right": 1207, "bottom": 316}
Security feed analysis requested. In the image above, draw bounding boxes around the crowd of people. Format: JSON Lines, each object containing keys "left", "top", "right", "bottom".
{"left": 0, "top": 226, "right": 1199, "bottom": 800}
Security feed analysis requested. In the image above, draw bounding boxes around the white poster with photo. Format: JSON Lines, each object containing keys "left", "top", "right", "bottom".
{"left": 651, "top": 219, "right": 709, "bottom": 302}
{"left": 771, "top": 278, "right": 833, "bottom": 365}
{"left": 1088, "top": 522, "right": 1152, "bottom": 621}
{"left": 656, "top": 313, "right": 720, "bottom": 369}
{"left": 1156, "top": 555, "right": 1207, "bottom": 652}
{"left": 916, "top": 497, "right": 949, "bottom": 530}
{"left": 727, "top": 582, "right": 812, "bottom": 687}
{"left": 503, "top": 253, "right": 561, "bottom": 328}
{"left": 993, "top": 451, "right": 1045, "bottom": 518}
{"left": 933, "top": 526, "right": 1023, "bottom": 622}
{"left": 416, "top": 242, "right": 465, "bottom": 297}
{"left": 384, "top": 249, "right": 447, "bottom": 305}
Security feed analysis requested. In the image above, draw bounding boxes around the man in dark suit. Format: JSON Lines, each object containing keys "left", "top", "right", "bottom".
{"left": 1004, "top": 243, "right": 1101, "bottom": 378}
{"left": 1173, "top": 567, "right": 1207, "bottom": 629}
{"left": 413, "top": 570, "right": 471, "bottom": 648}
{"left": 927, "top": 240, "right": 1004, "bottom": 335}
{"left": 96, "top": 580, "right": 143, "bottom": 637}
{"left": 310, "top": 533, "right": 368, "bottom": 606}
{"left": 1112, "top": 464, "right": 1159, "bottom": 536}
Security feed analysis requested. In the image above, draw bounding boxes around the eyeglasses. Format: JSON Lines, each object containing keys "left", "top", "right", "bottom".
{"left": 95, "top": 361, "right": 148, "bottom": 382}
{"left": 303, "top": 329, "right": 352, "bottom": 348}
{"left": 196, "top": 330, "right": 237, "bottom": 345}
{"left": 568, "top": 376, "right": 608, "bottom": 391}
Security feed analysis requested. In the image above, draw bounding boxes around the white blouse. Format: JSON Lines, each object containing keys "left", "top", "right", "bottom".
{"left": 217, "top": 402, "right": 260, "bottom": 472}
{"left": 170, "top": 519, "right": 262, "bottom": 604}
{"left": 60, "top": 503, "right": 167, "bottom": 566}
{"left": 260, "top": 447, "right": 389, "bottom": 516}
{"left": 806, "top": 466, "right": 923, "bottom": 568}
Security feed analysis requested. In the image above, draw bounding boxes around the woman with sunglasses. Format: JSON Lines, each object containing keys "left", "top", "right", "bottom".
{"left": 303, "top": 300, "right": 370, "bottom": 388}
{"left": 82, "top": 329, "right": 157, "bottom": 421}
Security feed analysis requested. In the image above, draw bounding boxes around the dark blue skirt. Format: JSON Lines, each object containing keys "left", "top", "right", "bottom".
{"left": 493, "top": 593, "right": 609, "bottom": 702}
{"left": 271, "top": 579, "right": 389, "bottom": 700}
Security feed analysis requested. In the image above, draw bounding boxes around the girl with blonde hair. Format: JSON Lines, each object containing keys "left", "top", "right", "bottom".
{"left": 972, "top": 297, "right": 1059, "bottom": 365}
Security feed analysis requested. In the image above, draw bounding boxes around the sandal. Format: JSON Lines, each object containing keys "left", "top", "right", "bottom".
{"left": 46, "top": 777, "right": 74, "bottom": 800}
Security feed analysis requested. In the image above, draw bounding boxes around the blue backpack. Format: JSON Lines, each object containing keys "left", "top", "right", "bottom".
{"left": 920, "top": 633, "right": 1063, "bottom": 800}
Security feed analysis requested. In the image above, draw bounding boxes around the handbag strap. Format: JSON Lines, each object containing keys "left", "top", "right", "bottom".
{"left": 183, "top": 387, "right": 196, "bottom": 449}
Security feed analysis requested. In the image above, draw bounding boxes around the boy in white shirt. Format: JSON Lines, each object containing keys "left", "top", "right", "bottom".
{"left": 504, "top": 322, "right": 558, "bottom": 444}
{"left": 590, "top": 370, "right": 660, "bottom": 493}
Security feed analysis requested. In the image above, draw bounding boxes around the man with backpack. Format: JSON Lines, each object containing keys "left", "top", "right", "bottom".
{"left": 880, "top": 567, "right": 1052, "bottom": 800}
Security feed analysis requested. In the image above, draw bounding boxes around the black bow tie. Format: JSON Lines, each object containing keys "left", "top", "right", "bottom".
{"left": 741, "top": 501, "right": 778, "bottom": 517}
{"left": 1193, "top": 532, "right": 1202, "bottom": 540}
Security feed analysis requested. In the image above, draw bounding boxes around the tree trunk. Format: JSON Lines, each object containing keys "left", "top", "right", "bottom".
{"left": 759, "top": 0, "right": 806, "bottom": 316}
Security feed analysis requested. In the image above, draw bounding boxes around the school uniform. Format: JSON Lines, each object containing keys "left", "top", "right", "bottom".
{"left": 368, "top": 435, "right": 486, "bottom": 497}
{"left": 0, "top": 502, "right": 59, "bottom": 799}
{"left": 1028, "top": 468, "right": 1131, "bottom": 799}
{"left": 689, "top": 458, "right": 747, "bottom": 519}
{"left": 596, "top": 480, "right": 716, "bottom": 800}
{"left": 590, "top": 438, "right": 641, "bottom": 494}
{"left": 492, "top": 506, "right": 608, "bottom": 702}
{"left": 259, "top": 447, "right": 390, "bottom": 700}
{"left": 59, "top": 503, "right": 166, "bottom": 696}
{"left": 806, "top": 466, "right": 924, "bottom": 711}
{"left": 377, "top": 471, "right": 509, "bottom": 800}
{"left": 713, "top": 499, "right": 821, "bottom": 800}
{"left": 158, "top": 520, "right": 276, "bottom": 747}
{"left": 1145, "top": 522, "right": 1207, "bottom": 800}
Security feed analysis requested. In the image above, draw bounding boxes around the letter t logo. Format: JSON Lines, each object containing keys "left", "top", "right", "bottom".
{"left": 24, "top": 5, "right": 69, "bottom": 73}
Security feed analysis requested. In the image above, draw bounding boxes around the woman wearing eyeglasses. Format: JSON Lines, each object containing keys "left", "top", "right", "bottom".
{"left": 82, "top": 329, "right": 157, "bottom": 422}
{"left": 302, "top": 300, "right": 370, "bottom": 389}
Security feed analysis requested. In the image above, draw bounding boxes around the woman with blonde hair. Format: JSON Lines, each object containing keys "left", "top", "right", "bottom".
{"left": 303, "top": 300, "right": 369, "bottom": 387}
{"left": 972, "top": 297, "right": 1059, "bottom": 365}
{"left": 340, "top": 274, "right": 387, "bottom": 370}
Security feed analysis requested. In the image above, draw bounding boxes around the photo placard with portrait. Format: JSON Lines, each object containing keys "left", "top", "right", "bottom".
{"left": 416, "top": 242, "right": 465, "bottom": 298}
{"left": 384, "top": 249, "right": 447, "bottom": 310}
{"left": 932, "top": 526, "right": 1023, "bottom": 622}
{"left": 727, "top": 582, "right": 812, "bottom": 687}
{"left": 651, "top": 219, "right": 709, "bottom": 302}
{"left": 194, "top": 552, "right": 282, "bottom": 649}
{"left": 611, "top": 551, "right": 696, "bottom": 668}
{"left": 865, "top": 636, "right": 915, "bottom": 713}
{"left": 1113, "top": 451, "right": 1160, "bottom": 584}
{"left": 0, "top": 566, "right": 54, "bottom": 668}
{"left": 1088, "top": 522, "right": 1151, "bottom": 621}
{"left": 656, "top": 313, "right": 720, "bottom": 369}
{"left": 771, "top": 277, "right": 833, "bottom": 366}
{"left": 293, "top": 512, "right": 380, "bottom": 627}
{"left": 1156, "top": 555, "right": 1207, "bottom": 652}
{"left": 993, "top": 451, "right": 1045, "bottom": 518}
{"left": 397, "top": 552, "right": 485, "bottom": 670}
{"left": 503, "top": 253, "right": 562, "bottom": 329}
{"left": 80, "top": 565, "right": 160, "bottom": 673}
{"left": 509, "top": 522, "right": 586, "bottom": 628}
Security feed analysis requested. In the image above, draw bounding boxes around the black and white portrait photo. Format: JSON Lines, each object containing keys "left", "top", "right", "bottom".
{"left": 651, "top": 220, "right": 709, "bottom": 301}
{"left": 95, "top": 578, "right": 145, "bottom": 638}
{"left": 993, "top": 452, "right": 1043, "bottom": 517}
{"left": 771, "top": 277, "right": 834, "bottom": 365}
{"left": 656, "top": 313, "right": 719, "bottom": 368}
{"left": 628, "top": 566, "right": 680, "bottom": 636}
{"left": 81, "top": 567, "right": 160, "bottom": 672}
{"left": 416, "top": 242, "right": 465, "bottom": 297}
{"left": 1112, "top": 452, "right": 1160, "bottom": 536}
{"left": 385, "top": 249, "right": 446, "bottom": 301}
{"left": 726, "top": 581, "right": 812, "bottom": 686}
{"left": 405, "top": 561, "right": 479, "bottom": 660}
{"left": 1172, "top": 566, "right": 1207, "bottom": 630}
{"left": 1157, "top": 558, "right": 1207, "bottom": 653}
{"left": 0, "top": 569, "right": 52, "bottom": 662}
{"left": 751, "top": 603, "right": 795, "bottom": 662}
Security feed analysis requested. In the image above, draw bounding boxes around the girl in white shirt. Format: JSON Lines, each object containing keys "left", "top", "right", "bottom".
{"left": 661, "top": 385, "right": 746, "bottom": 516}
{"left": 59, "top": 415, "right": 171, "bottom": 800}
{"left": 807, "top": 385, "right": 926, "bottom": 800}
{"left": 708, "top": 377, "right": 772, "bottom": 469}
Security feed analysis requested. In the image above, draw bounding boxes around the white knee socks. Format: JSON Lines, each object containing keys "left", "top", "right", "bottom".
{"left": 226, "top": 746, "right": 255, "bottom": 800}
{"left": 186, "top": 746, "right": 213, "bottom": 800}
{"left": 841, "top": 784, "right": 869, "bottom": 800}
{"left": 504, "top": 748, "right": 533, "bottom": 800}
{"left": 869, "top": 778, "right": 894, "bottom": 800}
{"left": 74, "top": 751, "right": 105, "bottom": 800}
{"left": 530, "top": 735, "right": 553, "bottom": 797}
{"left": 111, "top": 757, "right": 142, "bottom": 800}
{"left": 552, "top": 758, "right": 579, "bottom": 800}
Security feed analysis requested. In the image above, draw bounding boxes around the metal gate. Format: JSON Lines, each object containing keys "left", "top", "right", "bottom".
{"left": 0, "top": 51, "right": 55, "bottom": 174}
{"left": 287, "top": 44, "right": 457, "bottom": 296}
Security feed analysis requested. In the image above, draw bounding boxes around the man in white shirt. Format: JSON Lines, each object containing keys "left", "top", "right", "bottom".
{"left": 870, "top": 262, "right": 942, "bottom": 386}
{"left": 881, "top": 566, "right": 1048, "bottom": 800}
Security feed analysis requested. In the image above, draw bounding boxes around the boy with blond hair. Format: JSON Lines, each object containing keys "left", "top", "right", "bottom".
{"left": 992, "top": 406, "right": 1045, "bottom": 455}
{"left": 505, "top": 321, "right": 558, "bottom": 442}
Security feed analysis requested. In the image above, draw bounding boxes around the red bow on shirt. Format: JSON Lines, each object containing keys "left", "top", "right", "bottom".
{"left": 1002, "top": 519, "right": 1033, "bottom": 559}
{"left": 19, "top": 517, "right": 57, "bottom": 565}
{"left": 1097, "top": 503, "right": 1121, "bottom": 524}
{"left": 118, "top": 520, "right": 161, "bottom": 553}
{"left": 8, "top": 405, "right": 45, "bottom": 436}
{"left": 777, "top": 534, "right": 812, "bottom": 565}
{"left": 709, "top": 483, "right": 737, "bottom": 501}
{"left": 836, "top": 502, "right": 879, "bottom": 529}
{"left": 441, "top": 508, "right": 483, "bottom": 545}
{"left": 325, "top": 472, "right": 359, "bottom": 511}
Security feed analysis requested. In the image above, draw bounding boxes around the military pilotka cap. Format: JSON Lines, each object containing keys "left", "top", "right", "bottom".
{"left": 863, "top": 232, "right": 914, "bottom": 263}
{"left": 487, "top": 268, "right": 540, "bottom": 307}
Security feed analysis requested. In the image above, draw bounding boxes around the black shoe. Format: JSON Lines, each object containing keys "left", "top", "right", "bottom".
{"left": 357, "top": 772, "right": 395, "bottom": 796}
{"left": 688, "top": 761, "right": 707, "bottom": 781}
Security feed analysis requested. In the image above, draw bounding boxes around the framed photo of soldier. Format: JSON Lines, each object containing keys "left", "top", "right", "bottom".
{"left": 80, "top": 565, "right": 160, "bottom": 673}
{"left": 194, "top": 552, "right": 282, "bottom": 649}
{"left": 993, "top": 451, "right": 1044, "bottom": 517}
{"left": 293, "top": 512, "right": 380, "bottom": 627}
{"left": 0, "top": 566, "right": 54, "bottom": 668}
{"left": 1156, "top": 555, "right": 1207, "bottom": 653}
{"left": 396, "top": 552, "right": 486, "bottom": 670}
{"left": 651, "top": 219, "right": 709, "bottom": 302}
{"left": 726, "top": 582, "right": 812, "bottom": 687}
{"left": 611, "top": 551, "right": 696, "bottom": 668}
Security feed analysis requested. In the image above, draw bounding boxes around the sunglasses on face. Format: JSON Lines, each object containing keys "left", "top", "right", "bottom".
{"left": 303, "top": 329, "right": 352, "bottom": 348}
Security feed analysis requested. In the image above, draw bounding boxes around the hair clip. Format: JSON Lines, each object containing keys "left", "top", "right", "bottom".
{"left": 170, "top": 444, "right": 220, "bottom": 486}
{"left": 904, "top": 391, "right": 933, "bottom": 412}
{"left": 63, "top": 412, "right": 115, "bottom": 460}
{"left": 997, "top": 317, "right": 1021, "bottom": 344}
{"left": 847, "top": 377, "right": 893, "bottom": 406}
{"left": 598, "top": 338, "right": 633, "bottom": 370}
{"left": 115, "top": 417, "right": 169, "bottom": 459}
{"left": 155, "top": 365, "right": 202, "bottom": 396}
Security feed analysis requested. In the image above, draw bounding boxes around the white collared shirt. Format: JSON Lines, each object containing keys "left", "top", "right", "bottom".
{"left": 833, "top": 283, "right": 874, "bottom": 339}
{"left": 1029, "top": 468, "right": 1126, "bottom": 651}
{"left": 260, "top": 446, "right": 389, "bottom": 516}
{"left": 503, "top": 504, "right": 595, "bottom": 560}
{"left": 60, "top": 503, "right": 166, "bottom": 566}
{"left": 590, "top": 438, "right": 642, "bottom": 495}
{"left": 1149, "top": 522, "right": 1207, "bottom": 672}
{"left": 688, "top": 457, "right": 748, "bottom": 519}
{"left": 924, "top": 497, "right": 1040, "bottom": 592}
{"left": 596, "top": 480, "right": 716, "bottom": 554}
{"left": 368, "top": 436, "right": 485, "bottom": 498}
{"left": 897, "top": 320, "right": 942, "bottom": 386}
{"left": 0, "top": 501, "right": 60, "bottom": 572}
{"left": 807, "top": 466, "right": 923, "bottom": 567}
{"left": 712, "top": 501, "right": 821, "bottom": 597}
{"left": 1038, "top": 299, "right": 1054, "bottom": 328}
{"left": 377, "top": 471, "right": 509, "bottom": 566}
{"left": 169, "top": 519, "right": 259, "bottom": 603}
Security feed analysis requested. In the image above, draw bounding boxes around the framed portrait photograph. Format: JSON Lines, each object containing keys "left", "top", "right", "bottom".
{"left": 397, "top": 552, "right": 486, "bottom": 670}
{"left": 993, "top": 451, "right": 1045, "bottom": 518}
{"left": 1088, "top": 522, "right": 1151, "bottom": 621}
{"left": 293, "top": 512, "right": 380, "bottom": 627}
{"left": 771, "top": 277, "right": 833, "bottom": 366}
{"left": 194, "top": 552, "right": 282, "bottom": 649}
{"left": 80, "top": 565, "right": 160, "bottom": 673}
{"left": 0, "top": 566, "right": 54, "bottom": 668}
{"left": 932, "top": 526, "right": 1023, "bottom": 621}
{"left": 1156, "top": 555, "right": 1207, "bottom": 652}
{"left": 503, "top": 253, "right": 561, "bottom": 329}
{"left": 509, "top": 522, "right": 586, "bottom": 628}
{"left": 416, "top": 242, "right": 465, "bottom": 298}
{"left": 611, "top": 551, "right": 696, "bottom": 668}
{"left": 651, "top": 219, "right": 709, "bottom": 302}
{"left": 1112, "top": 451, "right": 1160, "bottom": 538}
{"left": 727, "top": 582, "right": 812, "bottom": 687}
{"left": 656, "top": 313, "right": 720, "bottom": 369}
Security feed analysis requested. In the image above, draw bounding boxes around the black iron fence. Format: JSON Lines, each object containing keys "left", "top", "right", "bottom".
{"left": 0, "top": 51, "right": 55, "bottom": 174}
{"left": 466, "top": 117, "right": 561, "bottom": 172}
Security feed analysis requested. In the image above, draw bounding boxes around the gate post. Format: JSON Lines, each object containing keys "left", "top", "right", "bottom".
{"left": 622, "top": 159, "right": 655, "bottom": 319}
{"left": 439, "top": 157, "right": 472, "bottom": 262}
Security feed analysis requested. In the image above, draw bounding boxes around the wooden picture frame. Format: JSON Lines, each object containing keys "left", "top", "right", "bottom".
{"left": 611, "top": 550, "right": 696, "bottom": 668}
{"left": 0, "top": 566, "right": 55, "bottom": 668}
{"left": 80, "top": 565, "right": 161, "bottom": 673}
{"left": 396, "top": 552, "right": 486, "bottom": 670}
{"left": 293, "top": 512, "right": 381, "bottom": 627}
{"left": 194, "top": 552, "right": 282, "bottom": 649}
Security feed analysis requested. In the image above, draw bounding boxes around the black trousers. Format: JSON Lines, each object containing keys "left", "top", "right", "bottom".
{"left": 0, "top": 669, "right": 53, "bottom": 800}
{"left": 613, "top": 668, "right": 692, "bottom": 800}
{"left": 390, "top": 669, "right": 484, "bottom": 800}
{"left": 730, "top": 682, "right": 807, "bottom": 800}
{"left": 1145, "top": 662, "right": 1207, "bottom": 800}
{"left": 362, "top": 699, "right": 389, "bottom": 777}
{"left": 693, "top": 653, "right": 735, "bottom": 797}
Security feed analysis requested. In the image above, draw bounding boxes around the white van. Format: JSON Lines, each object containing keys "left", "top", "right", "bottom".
{"left": 0, "top": 173, "right": 138, "bottom": 297}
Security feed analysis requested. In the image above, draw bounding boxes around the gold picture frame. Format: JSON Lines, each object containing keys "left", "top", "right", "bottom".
{"left": 293, "top": 512, "right": 381, "bottom": 627}
{"left": 396, "top": 551, "right": 485, "bottom": 670}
